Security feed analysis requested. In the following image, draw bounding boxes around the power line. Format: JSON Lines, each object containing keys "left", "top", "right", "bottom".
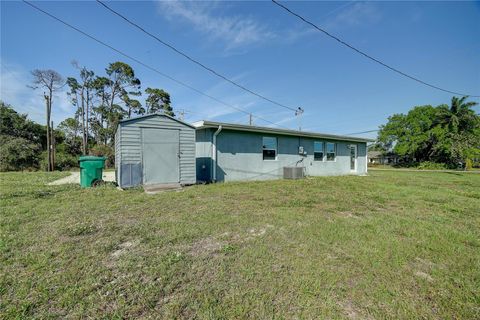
{"left": 345, "top": 129, "right": 379, "bottom": 135}
{"left": 22, "top": 0, "right": 289, "bottom": 129}
{"left": 96, "top": 0, "right": 301, "bottom": 113}
{"left": 271, "top": 0, "right": 480, "bottom": 98}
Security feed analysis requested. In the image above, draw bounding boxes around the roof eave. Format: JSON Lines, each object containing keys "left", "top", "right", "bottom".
{"left": 196, "top": 121, "right": 375, "bottom": 143}
{"left": 119, "top": 113, "right": 196, "bottom": 129}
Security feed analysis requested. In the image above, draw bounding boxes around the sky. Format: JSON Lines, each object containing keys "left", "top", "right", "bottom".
{"left": 1, "top": 1, "right": 479, "bottom": 139}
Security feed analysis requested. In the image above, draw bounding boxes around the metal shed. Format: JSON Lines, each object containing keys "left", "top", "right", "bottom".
{"left": 115, "top": 113, "right": 196, "bottom": 188}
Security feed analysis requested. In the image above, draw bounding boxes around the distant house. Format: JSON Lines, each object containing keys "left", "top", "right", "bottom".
{"left": 115, "top": 113, "right": 374, "bottom": 188}
{"left": 368, "top": 151, "right": 401, "bottom": 165}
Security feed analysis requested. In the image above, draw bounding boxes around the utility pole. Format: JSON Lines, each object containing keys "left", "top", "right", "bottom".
{"left": 295, "top": 107, "right": 304, "bottom": 131}
{"left": 44, "top": 94, "right": 51, "bottom": 172}
{"left": 249, "top": 114, "right": 253, "bottom": 126}
{"left": 51, "top": 121, "right": 55, "bottom": 171}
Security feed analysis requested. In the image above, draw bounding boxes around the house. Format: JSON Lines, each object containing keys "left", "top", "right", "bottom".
{"left": 114, "top": 114, "right": 373, "bottom": 188}
{"left": 368, "top": 151, "right": 401, "bottom": 165}
{"left": 194, "top": 120, "right": 372, "bottom": 182}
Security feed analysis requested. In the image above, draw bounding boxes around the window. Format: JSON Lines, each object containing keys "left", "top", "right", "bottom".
{"left": 314, "top": 141, "right": 324, "bottom": 161}
{"left": 263, "top": 137, "right": 277, "bottom": 160}
{"left": 326, "top": 142, "right": 336, "bottom": 161}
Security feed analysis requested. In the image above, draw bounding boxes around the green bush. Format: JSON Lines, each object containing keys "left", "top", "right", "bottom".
{"left": 89, "top": 144, "right": 115, "bottom": 168}
{"left": 465, "top": 159, "right": 473, "bottom": 171}
{"left": 0, "top": 135, "right": 41, "bottom": 171}
{"left": 417, "top": 161, "right": 448, "bottom": 170}
{"left": 55, "top": 152, "right": 79, "bottom": 170}
{"left": 393, "top": 161, "right": 418, "bottom": 168}
{"left": 39, "top": 151, "right": 79, "bottom": 171}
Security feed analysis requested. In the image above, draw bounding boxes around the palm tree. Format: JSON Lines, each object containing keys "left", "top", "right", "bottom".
{"left": 438, "top": 96, "right": 478, "bottom": 133}
{"left": 435, "top": 96, "right": 479, "bottom": 166}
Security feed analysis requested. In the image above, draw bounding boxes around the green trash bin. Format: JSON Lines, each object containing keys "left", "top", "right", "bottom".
{"left": 79, "top": 156, "right": 106, "bottom": 188}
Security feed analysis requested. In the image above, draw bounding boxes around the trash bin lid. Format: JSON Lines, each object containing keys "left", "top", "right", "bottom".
{"left": 79, "top": 156, "right": 106, "bottom": 162}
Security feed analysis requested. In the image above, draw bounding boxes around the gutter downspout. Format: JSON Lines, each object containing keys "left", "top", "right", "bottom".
{"left": 212, "top": 125, "right": 222, "bottom": 182}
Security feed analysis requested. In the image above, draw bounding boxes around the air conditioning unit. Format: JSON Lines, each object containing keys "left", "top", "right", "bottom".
{"left": 283, "top": 166, "right": 305, "bottom": 179}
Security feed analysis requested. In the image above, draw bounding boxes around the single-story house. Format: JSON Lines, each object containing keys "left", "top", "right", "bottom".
{"left": 115, "top": 114, "right": 373, "bottom": 188}
{"left": 194, "top": 120, "right": 372, "bottom": 182}
{"left": 368, "top": 151, "right": 402, "bottom": 164}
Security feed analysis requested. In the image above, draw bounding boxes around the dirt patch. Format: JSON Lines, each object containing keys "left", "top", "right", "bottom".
{"left": 337, "top": 211, "right": 360, "bottom": 219}
{"left": 415, "top": 271, "right": 434, "bottom": 282}
{"left": 247, "top": 224, "right": 274, "bottom": 238}
{"left": 188, "top": 237, "right": 224, "bottom": 257}
{"left": 342, "top": 301, "right": 359, "bottom": 319}
{"left": 339, "top": 300, "right": 365, "bottom": 320}
{"left": 48, "top": 171, "right": 116, "bottom": 185}
{"left": 410, "top": 257, "right": 437, "bottom": 283}
{"left": 111, "top": 240, "right": 139, "bottom": 258}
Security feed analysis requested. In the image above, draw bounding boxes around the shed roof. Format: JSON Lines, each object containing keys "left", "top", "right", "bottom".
{"left": 192, "top": 120, "right": 375, "bottom": 143}
{"left": 119, "top": 113, "right": 196, "bottom": 129}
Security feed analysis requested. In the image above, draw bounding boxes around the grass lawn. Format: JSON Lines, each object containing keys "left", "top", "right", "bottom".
{"left": 1, "top": 171, "right": 479, "bottom": 319}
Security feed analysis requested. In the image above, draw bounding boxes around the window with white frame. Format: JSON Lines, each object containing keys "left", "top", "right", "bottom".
{"left": 314, "top": 141, "right": 324, "bottom": 161}
{"left": 326, "top": 142, "right": 336, "bottom": 161}
{"left": 262, "top": 137, "right": 277, "bottom": 160}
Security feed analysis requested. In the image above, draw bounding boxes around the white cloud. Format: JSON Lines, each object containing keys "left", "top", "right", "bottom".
{"left": 324, "top": 2, "right": 382, "bottom": 30}
{"left": 0, "top": 61, "right": 73, "bottom": 126}
{"left": 156, "top": 1, "right": 276, "bottom": 51}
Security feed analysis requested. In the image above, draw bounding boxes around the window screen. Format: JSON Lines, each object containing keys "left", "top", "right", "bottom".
{"left": 314, "top": 141, "right": 324, "bottom": 161}
{"left": 326, "top": 142, "right": 336, "bottom": 161}
{"left": 263, "top": 137, "right": 277, "bottom": 160}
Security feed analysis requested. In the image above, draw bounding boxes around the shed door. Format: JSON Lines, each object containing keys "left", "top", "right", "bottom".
{"left": 142, "top": 128, "right": 180, "bottom": 184}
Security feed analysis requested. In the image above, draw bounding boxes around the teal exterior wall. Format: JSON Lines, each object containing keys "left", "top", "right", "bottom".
{"left": 195, "top": 128, "right": 213, "bottom": 182}
{"left": 115, "top": 115, "right": 196, "bottom": 188}
{"left": 196, "top": 128, "right": 367, "bottom": 182}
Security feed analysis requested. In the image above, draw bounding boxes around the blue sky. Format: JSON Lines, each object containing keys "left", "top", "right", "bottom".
{"left": 1, "top": 1, "right": 479, "bottom": 139}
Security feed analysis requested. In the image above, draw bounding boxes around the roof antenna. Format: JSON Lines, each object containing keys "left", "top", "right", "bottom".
{"left": 295, "top": 107, "right": 304, "bottom": 131}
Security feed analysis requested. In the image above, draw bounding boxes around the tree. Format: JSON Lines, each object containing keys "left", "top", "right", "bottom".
{"left": 103, "top": 61, "right": 141, "bottom": 144}
{"left": 90, "top": 76, "right": 112, "bottom": 144}
{"left": 0, "top": 135, "right": 41, "bottom": 171}
{"left": 144, "top": 87, "right": 174, "bottom": 116}
{"left": 67, "top": 63, "right": 95, "bottom": 155}
{"left": 58, "top": 117, "right": 82, "bottom": 155}
{"left": 378, "top": 105, "right": 439, "bottom": 162}
{"left": 0, "top": 102, "right": 44, "bottom": 171}
{"left": 377, "top": 97, "right": 480, "bottom": 167}
{"left": 122, "top": 94, "right": 144, "bottom": 118}
{"left": 435, "top": 96, "right": 479, "bottom": 164}
{"left": 437, "top": 96, "right": 478, "bottom": 133}
{"left": 58, "top": 117, "right": 80, "bottom": 140}
{"left": 30, "top": 69, "right": 64, "bottom": 171}
{"left": 0, "top": 101, "right": 45, "bottom": 145}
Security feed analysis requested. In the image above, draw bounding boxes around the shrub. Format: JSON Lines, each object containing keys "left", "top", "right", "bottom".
{"left": 417, "top": 161, "right": 448, "bottom": 170}
{"left": 393, "top": 162, "right": 418, "bottom": 168}
{"left": 465, "top": 158, "right": 473, "bottom": 171}
{"left": 89, "top": 144, "right": 115, "bottom": 168}
{"left": 55, "top": 152, "right": 79, "bottom": 170}
{"left": 0, "top": 135, "right": 41, "bottom": 171}
{"left": 39, "top": 151, "right": 79, "bottom": 171}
